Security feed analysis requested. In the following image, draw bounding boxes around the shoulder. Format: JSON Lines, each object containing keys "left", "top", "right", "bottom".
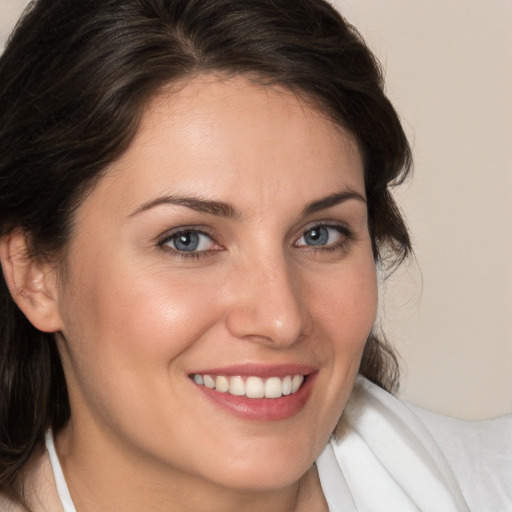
{"left": 0, "top": 443, "right": 63, "bottom": 512}
{"left": 409, "top": 403, "right": 512, "bottom": 511}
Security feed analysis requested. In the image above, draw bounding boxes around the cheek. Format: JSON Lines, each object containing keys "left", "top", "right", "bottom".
{"left": 344, "top": 263, "right": 378, "bottom": 343}
{"left": 311, "top": 256, "right": 378, "bottom": 348}
{"left": 315, "top": 256, "right": 377, "bottom": 385}
{"left": 56, "top": 256, "right": 228, "bottom": 427}
{"left": 57, "top": 260, "right": 228, "bottom": 437}
{"left": 305, "top": 252, "right": 377, "bottom": 364}
{"left": 65, "top": 261, "right": 222, "bottom": 361}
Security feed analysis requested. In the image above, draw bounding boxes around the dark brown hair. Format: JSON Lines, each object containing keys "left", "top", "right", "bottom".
{"left": 0, "top": 0, "right": 411, "bottom": 503}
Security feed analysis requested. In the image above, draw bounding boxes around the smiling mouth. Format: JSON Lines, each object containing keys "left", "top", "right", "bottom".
{"left": 191, "top": 374, "right": 305, "bottom": 399}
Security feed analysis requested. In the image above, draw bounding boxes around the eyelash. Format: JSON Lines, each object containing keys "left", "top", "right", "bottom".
{"left": 157, "top": 223, "right": 355, "bottom": 260}
{"left": 295, "top": 223, "right": 355, "bottom": 254}
{"left": 158, "top": 228, "right": 219, "bottom": 260}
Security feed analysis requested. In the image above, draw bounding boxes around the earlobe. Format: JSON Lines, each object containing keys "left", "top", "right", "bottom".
{"left": 0, "top": 231, "right": 63, "bottom": 333}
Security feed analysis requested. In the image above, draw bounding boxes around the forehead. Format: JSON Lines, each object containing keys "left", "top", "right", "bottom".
{"left": 79, "top": 75, "right": 365, "bottom": 222}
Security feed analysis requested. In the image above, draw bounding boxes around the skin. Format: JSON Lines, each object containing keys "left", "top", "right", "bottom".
{"left": 33, "top": 76, "right": 377, "bottom": 511}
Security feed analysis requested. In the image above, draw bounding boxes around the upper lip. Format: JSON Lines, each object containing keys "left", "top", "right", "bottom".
{"left": 189, "top": 364, "right": 316, "bottom": 378}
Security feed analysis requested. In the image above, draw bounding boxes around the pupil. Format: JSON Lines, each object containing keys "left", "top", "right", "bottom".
{"left": 175, "top": 232, "right": 199, "bottom": 251}
{"left": 305, "top": 227, "right": 328, "bottom": 246}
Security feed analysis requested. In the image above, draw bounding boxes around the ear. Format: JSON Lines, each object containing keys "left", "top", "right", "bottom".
{"left": 0, "top": 231, "right": 63, "bottom": 333}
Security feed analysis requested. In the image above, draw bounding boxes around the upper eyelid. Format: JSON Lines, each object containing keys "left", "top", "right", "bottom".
{"left": 157, "top": 226, "right": 218, "bottom": 245}
{"left": 297, "top": 223, "right": 349, "bottom": 238}
{"left": 306, "top": 220, "right": 350, "bottom": 229}
{"left": 295, "top": 220, "right": 352, "bottom": 237}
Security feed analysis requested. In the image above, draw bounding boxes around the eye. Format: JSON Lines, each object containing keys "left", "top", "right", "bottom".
{"left": 160, "top": 229, "right": 216, "bottom": 253}
{"left": 294, "top": 225, "right": 348, "bottom": 248}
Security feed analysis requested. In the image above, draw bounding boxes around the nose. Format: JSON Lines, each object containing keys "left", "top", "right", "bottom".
{"left": 224, "top": 253, "right": 309, "bottom": 347}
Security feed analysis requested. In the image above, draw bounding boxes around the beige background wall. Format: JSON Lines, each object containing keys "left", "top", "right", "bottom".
{"left": 335, "top": 0, "right": 512, "bottom": 419}
{"left": 1, "top": 0, "right": 511, "bottom": 419}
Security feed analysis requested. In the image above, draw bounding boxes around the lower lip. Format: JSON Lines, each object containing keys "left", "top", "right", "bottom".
{"left": 193, "top": 374, "right": 316, "bottom": 422}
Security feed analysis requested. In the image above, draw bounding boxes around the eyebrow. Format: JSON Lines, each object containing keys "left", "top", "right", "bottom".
{"left": 302, "top": 189, "right": 366, "bottom": 216}
{"left": 129, "top": 195, "right": 240, "bottom": 219}
{"left": 128, "top": 188, "right": 366, "bottom": 219}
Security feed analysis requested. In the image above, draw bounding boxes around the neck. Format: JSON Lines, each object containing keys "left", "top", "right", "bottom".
{"left": 55, "top": 423, "right": 327, "bottom": 512}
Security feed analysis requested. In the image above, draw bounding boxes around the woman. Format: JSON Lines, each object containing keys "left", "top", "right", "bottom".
{"left": 0, "top": 1, "right": 509, "bottom": 511}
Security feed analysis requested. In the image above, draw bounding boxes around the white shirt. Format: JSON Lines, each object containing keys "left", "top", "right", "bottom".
{"left": 316, "top": 377, "right": 511, "bottom": 511}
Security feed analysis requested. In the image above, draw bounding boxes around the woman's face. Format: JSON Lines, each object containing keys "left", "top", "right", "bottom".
{"left": 54, "top": 76, "right": 377, "bottom": 492}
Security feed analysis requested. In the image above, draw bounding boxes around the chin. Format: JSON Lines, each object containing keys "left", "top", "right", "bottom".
{"left": 192, "top": 437, "right": 318, "bottom": 492}
{"left": 209, "top": 462, "right": 309, "bottom": 493}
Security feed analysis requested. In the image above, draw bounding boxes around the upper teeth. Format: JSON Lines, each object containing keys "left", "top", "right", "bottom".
{"left": 192, "top": 374, "right": 305, "bottom": 398}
